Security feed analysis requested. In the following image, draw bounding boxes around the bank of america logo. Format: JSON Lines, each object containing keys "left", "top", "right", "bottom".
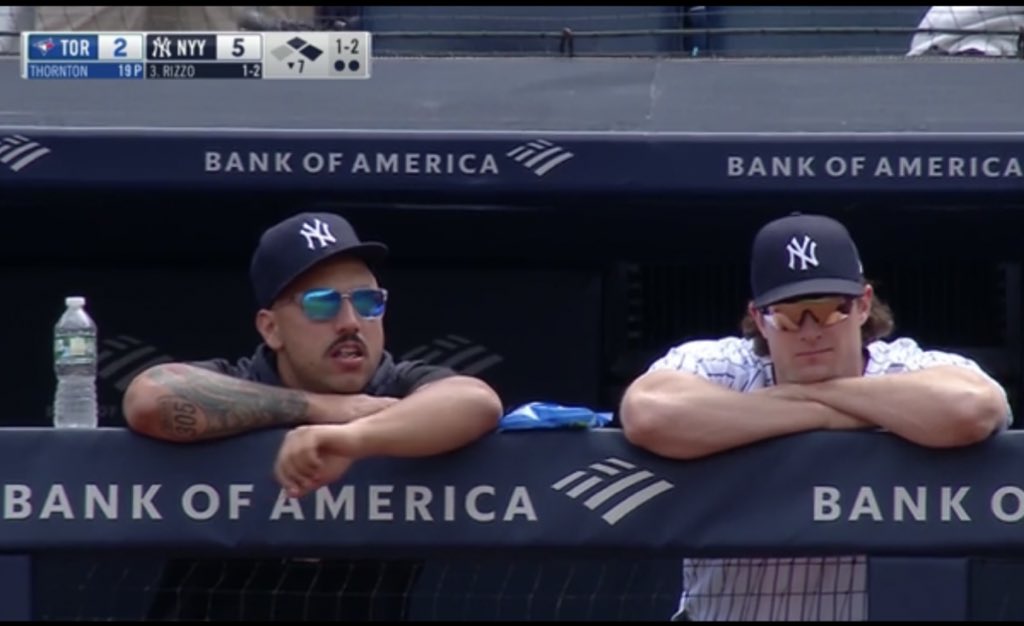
{"left": 506, "top": 139, "right": 574, "bottom": 177}
{"left": 551, "top": 457, "right": 674, "bottom": 526}
{"left": 0, "top": 135, "right": 51, "bottom": 172}
{"left": 98, "top": 335, "right": 175, "bottom": 392}
{"left": 398, "top": 334, "right": 503, "bottom": 376}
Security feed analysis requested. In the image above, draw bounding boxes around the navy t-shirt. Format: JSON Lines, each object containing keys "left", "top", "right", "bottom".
{"left": 147, "top": 344, "right": 456, "bottom": 621}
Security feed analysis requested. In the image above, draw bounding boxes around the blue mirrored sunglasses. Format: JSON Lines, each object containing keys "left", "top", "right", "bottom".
{"left": 297, "top": 288, "right": 388, "bottom": 321}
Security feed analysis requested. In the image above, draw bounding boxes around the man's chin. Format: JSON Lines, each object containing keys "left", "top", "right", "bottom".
{"left": 329, "top": 376, "right": 369, "bottom": 394}
{"left": 307, "top": 368, "right": 369, "bottom": 395}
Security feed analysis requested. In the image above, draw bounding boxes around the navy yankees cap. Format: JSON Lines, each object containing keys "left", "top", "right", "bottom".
{"left": 750, "top": 213, "right": 865, "bottom": 308}
{"left": 250, "top": 212, "right": 389, "bottom": 309}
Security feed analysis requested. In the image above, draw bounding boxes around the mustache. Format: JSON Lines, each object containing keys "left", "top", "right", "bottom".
{"left": 326, "top": 334, "right": 367, "bottom": 357}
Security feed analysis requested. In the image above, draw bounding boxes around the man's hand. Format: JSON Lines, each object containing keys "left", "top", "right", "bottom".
{"left": 274, "top": 424, "right": 361, "bottom": 498}
{"left": 312, "top": 394, "right": 400, "bottom": 425}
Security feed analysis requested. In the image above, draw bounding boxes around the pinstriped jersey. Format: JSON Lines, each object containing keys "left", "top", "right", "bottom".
{"left": 647, "top": 336, "right": 1011, "bottom": 621}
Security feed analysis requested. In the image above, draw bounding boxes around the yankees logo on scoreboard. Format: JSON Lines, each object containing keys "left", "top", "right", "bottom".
{"left": 145, "top": 33, "right": 262, "bottom": 79}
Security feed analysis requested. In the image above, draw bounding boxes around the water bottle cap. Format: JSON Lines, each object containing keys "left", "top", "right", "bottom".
{"left": 65, "top": 296, "right": 86, "bottom": 308}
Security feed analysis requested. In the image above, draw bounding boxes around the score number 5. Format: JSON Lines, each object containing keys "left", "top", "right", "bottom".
{"left": 216, "top": 34, "right": 262, "bottom": 61}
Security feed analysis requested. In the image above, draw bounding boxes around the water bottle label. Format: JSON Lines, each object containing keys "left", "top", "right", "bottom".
{"left": 55, "top": 336, "right": 96, "bottom": 362}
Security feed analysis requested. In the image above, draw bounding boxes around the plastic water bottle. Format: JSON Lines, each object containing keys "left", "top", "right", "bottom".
{"left": 53, "top": 296, "right": 98, "bottom": 429}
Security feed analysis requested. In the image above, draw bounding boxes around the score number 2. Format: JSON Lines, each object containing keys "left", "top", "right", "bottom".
{"left": 103, "top": 34, "right": 141, "bottom": 61}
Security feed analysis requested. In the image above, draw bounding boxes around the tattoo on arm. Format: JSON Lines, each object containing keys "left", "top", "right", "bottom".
{"left": 146, "top": 366, "right": 309, "bottom": 441}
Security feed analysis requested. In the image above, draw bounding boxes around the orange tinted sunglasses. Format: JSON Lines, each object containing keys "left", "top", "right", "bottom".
{"left": 761, "top": 296, "right": 856, "bottom": 332}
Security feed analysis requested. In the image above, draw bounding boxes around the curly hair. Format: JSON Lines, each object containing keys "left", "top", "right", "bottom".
{"left": 739, "top": 285, "right": 895, "bottom": 357}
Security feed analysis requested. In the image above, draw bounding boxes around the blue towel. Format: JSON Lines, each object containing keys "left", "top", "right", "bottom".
{"left": 499, "top": 402, "right": 613, "bottom": 432}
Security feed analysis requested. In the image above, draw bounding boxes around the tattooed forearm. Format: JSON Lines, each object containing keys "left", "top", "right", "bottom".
{"left": 156, "top": 397, "right": 200, "bottom": 439}
{"left": 145, "top": 365, "right": 310, "bottom": 441}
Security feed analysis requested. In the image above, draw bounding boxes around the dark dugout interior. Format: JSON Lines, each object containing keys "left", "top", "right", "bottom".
{"left": 4, "top": 187, "right": 1023, "bottom": 429}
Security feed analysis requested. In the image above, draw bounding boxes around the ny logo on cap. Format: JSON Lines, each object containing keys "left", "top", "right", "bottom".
{"left": 299, "top": 218, "right": 337, "bottom": 250}
{"left": 786, "top": 235, "right": 819, "bottom": 271}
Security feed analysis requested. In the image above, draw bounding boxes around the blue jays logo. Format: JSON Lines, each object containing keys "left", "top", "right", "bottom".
{"left": 33, "top": 38, "right": 56, "bottom": 55}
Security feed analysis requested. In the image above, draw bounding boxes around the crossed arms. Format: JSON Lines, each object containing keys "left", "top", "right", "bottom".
{"left": 619, "top": 365, "right": 1010, "bottom": 460}
{"left": 124, "top": 362, "right": 502, "bottom": 497}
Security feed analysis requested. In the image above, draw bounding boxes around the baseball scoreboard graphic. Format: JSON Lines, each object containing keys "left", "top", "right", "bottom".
{"left": 20, "top": 32, "right": 372, "bottom": 80}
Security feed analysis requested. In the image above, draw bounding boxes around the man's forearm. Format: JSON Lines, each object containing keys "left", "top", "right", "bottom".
{"left": 800, "top": 366, "right": 1008, "bottom": 447}
{"left": 333, "top": 376, "right": 502, "bottom": 458}
{"left": 123, "top": 364, "right": 311, "bottom": 442}
{"left": 620, "top": 371, "right": 861, "bottom": 460}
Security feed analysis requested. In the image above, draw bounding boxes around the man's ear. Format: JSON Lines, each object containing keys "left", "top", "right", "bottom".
{"left": 749, "top": 301, "right": 769, "bottom": 335}
{"left": 256, "top": 309, "right": 283, "bottom": 350}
